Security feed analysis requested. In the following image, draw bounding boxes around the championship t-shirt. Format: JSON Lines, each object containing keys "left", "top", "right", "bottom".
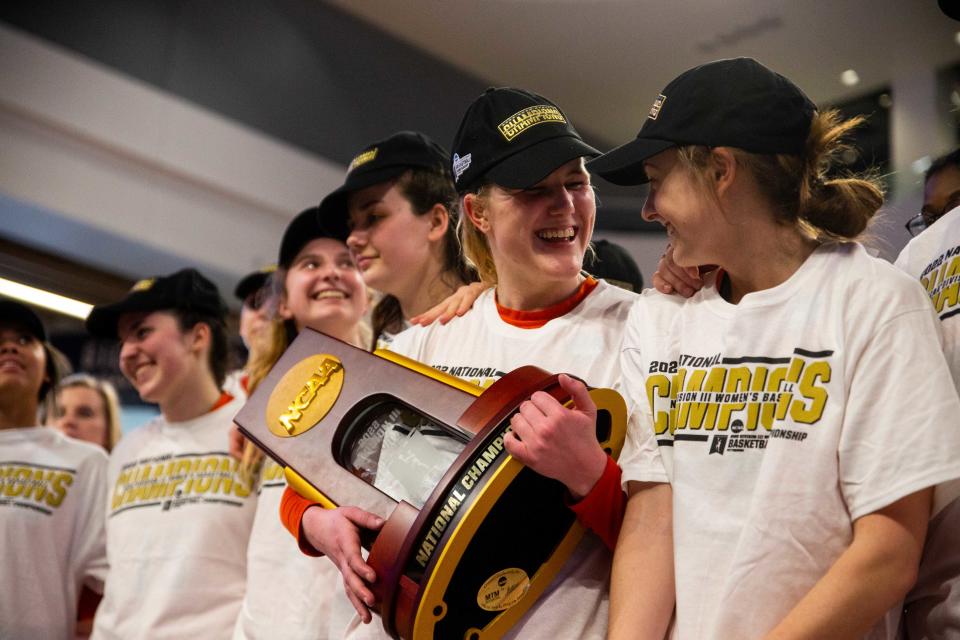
{"left": 895, "top": 207, "right": 960, "bottom": 640}
{"left": 895, "top": 204, "right": 960, "bottom": 389}
{"left": 92, "top": 397, "right": 258, "bottom": 639}
{"left": 619, "top": 242, "right": 960, "bottom": 640}
{"left": 350, "top": 279, "right": 667, "bottom": 640}
{"left": 234, "top": 458, "right": 353, "bottom": 640}
{"left": 0, "top": 427, "right": 108, "bottom": 639}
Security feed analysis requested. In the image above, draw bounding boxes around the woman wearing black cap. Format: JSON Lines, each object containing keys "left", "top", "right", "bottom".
{"left": 233, "top": 207, "right": 371, "bottom": 640}
{"left": 0, "top": 299, "right": 107, "bottom": 639}
{"left": 283, "top": 88, "right": 674, "bottom": 640}
{"left": 331, "top": 130, "right": 476, "bottom": 347}
{"left": 85, "top": 269, "right": 258, "bottom": 639}
{"left": 590, "top": 58, "right": 960, "bottom": 639}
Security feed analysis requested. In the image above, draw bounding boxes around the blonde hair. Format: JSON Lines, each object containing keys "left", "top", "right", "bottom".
{"left": 238, "top": 314, "right": 288, "bottom": 477}
{"left": 677, "top": 109, "right": 884, "bottom": 241}
{"left": 56, "top": 373, "right": 122, "bottom": 451}
{"left": 457, "top": 186, "right": 499, "bottom": 286}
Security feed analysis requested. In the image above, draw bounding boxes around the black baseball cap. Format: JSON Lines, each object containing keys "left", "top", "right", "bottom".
{"left": 278, "top": 206, "right": 346, "bottom": 269}
{"left": 451, "top": 87, "right": 600, "bottom": 194}
{"left": 588, "top": 58, "right": 817, "bottom": 185}
{"left": 315, "top": 131, "right": 450, "bottom": 240}
{"left": 234, "top": 265, "right": 277, "bottom": 301}
{"left": 583, "top": 240, "right": 644, "bottom": 292}
{"left": 86, "top": 268, "right": 227, "bottom": 338}
{"left": 0, "top": 298, "right": 47, "bottom": 341}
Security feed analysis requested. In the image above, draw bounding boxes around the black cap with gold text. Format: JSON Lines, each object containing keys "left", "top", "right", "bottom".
{"left": 316, "top": 131, "right": 450, "bottom": 241}
{"left": 86, "top": 268, "right": 226, "bottom": 338}
{"left": 451, "top": 87, "right": 599, "bottom": 193}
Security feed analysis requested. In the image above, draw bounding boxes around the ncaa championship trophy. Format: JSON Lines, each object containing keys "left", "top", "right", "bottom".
{"left": 233, "top": 329, "right": 627, "bottom": 639}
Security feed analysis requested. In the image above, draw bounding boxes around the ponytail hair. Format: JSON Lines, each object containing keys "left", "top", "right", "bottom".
{"left": 793, "top": 110, "right": 884, "bottom": 239}
{"left": 679, "top": 109, "right": 884, "bottom": 241}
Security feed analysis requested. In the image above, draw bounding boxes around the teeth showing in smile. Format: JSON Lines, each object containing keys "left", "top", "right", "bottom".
{"left": 536, "top": 227, "right": 577, "bottom": 242}
{"left": 131, "top": 363, "right": 153, "bottom": 384}
{"left": 313, "top": 290, "right": 347, "bottom": 300}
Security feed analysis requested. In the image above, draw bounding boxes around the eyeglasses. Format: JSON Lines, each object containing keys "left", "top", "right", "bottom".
{"left": 905, "top": 213, "right": 931, "bottom": 237}
{"left": 906, "top": 192, "right": 960, "bottom": 237}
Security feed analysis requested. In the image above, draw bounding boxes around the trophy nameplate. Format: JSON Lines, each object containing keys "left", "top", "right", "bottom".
{"left": 234, "top": 328, "right": 627, "bottom": 639}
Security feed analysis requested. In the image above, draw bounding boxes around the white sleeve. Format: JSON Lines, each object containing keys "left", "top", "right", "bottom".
{"left": 74, "top": 449, "right": 109, "bottom": 592}
{"left": 617, "top": 304, "right": 671, "bottom": 488}
{"left": 383, "top": 324, "right": 423, "bottom": 360}
{"left": 839, "top": 304, "right": 960, "bottom": 520}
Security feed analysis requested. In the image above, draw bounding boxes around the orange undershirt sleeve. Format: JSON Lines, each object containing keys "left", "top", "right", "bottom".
{"left": 567, "top": 455, "right": 626, "bottom": 551}
{"left": 280, "top": 486, "right": 324, "bottom": 557}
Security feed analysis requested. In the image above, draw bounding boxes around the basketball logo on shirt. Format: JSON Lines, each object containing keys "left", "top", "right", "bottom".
{"left": 919, "top": 244, "right": 960, "bottom": 319}
{"left": 109, "top": 452, "right": 253, "bottom": 516}
{"left": 645, "top": 347, "right": 833, "bottom": 452}
{"left": 0, "top": 463, "right": 75, "bottom": 514}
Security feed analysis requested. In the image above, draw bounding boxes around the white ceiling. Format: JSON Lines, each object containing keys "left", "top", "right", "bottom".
{"left": 330, "top": 0, "right": 960, "bottom": 145}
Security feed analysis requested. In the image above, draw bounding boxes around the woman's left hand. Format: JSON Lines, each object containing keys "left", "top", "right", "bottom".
{"left": 505, "top": 374, "right": 608, "bottom": 499}
{"left": 410, "top": 282, "right": 489, "bottom": 326}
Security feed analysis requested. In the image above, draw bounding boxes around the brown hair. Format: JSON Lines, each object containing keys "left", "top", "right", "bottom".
{"left": 370, "top": 167, "right": 476, "bottom": 346}
{"left": 677, "top": 109, "right": 884, "bottom": 241}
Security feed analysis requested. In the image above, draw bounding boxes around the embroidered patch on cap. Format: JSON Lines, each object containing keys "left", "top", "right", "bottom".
{"left": 452, "top": 153, "right": 472, "bottom": 181}
{"left": 498, "top": 105, "right": 566, "bottom": 141}
{"left": 648, "top": 94, "right": 666, "bottom": 120}
{"left": 348, "top": 148, "right": 378, "bottom": 173}
{"left": 130, "top": 278, "right": 155, "bottom": 292}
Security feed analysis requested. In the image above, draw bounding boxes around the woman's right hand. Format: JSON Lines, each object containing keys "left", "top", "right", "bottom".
{"left": 651, "top": 244, "right": 705, "bottom": 297}
{"left": 301, "top": 505, "right": 385, "bottom": 623}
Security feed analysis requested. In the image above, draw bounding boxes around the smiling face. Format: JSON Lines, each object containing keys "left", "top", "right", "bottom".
{"left": 467, "top": 158, "right": 595, "bottom": 300}
{"left": 346, "top": 180, "right": 435, "bottom": 296}
{"left": 279, "top": 237, "right": 367, "bottom": 334}
{"left": 0, "top": 324, "right": 46, "bottom": 402}
{"left": 118, "top": 310, "right": 198, "bottom": 406}
{"left": 641, "top": 148, "right": 724, "bottom": 267}
{"left": 54, "top": 386, "right": 108, "bottom": 447}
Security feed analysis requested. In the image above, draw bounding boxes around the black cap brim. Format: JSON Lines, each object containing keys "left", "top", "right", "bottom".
{"left": 0, "top": 299, "right": 46, "bottom": 341}
{"left": 482, "top": 136, "right": 600, "bottom": 191}
{"left": 317, "top": 164, "right": 415, "bottom": 241}
{"left": 85, "top": 298, "right": 155, "bottom": 339}
{"left": 587, "top": 137, "right": 677, "bottom": 186}
{"left": 279, "top": 206, "right": 350, "bottom": 268}
{"left": 234, "top": 272, "right": 271, "bottom": 301}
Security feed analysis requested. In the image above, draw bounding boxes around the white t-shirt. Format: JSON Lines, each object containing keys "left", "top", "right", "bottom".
{"left": 619, "top": 242, "right": 960, "bottom": 640}
{"left": 895, "top": 204, "right": 960, "bottom": 388}
{"left": 233, "top": 459, "right": 353, "bottom": 640}
{"left": 895, "top": 207, "right": 960, "bottom": 640}
{"left": 92, "top": 397, "right": 258, "bottom": 640}
{"left": 342, "top": 280, "right": 663, "bottom": 640}
{"left": 0, "top": 426, "right": 108, "bottom": 640}
{"left": 222, "top": 369, "right": 248, "bottom": 399}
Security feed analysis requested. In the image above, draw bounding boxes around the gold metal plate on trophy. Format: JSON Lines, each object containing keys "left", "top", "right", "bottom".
{"left": 265, "top": 354, "right": 345, "bottom": 437}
